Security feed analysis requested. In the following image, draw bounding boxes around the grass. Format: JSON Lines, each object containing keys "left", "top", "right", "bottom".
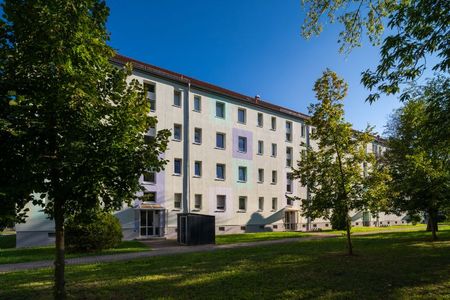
{"left": 0, "top": 237, "right": 149, "bottom": 265}
{"left": 216, "top": 231, "right": 311, "bottom": 245}
{"left": 322, "top": 223, "right": 429, "bottom": 234}
{"left": 1, "top": 229, "right": 449, "bottom": 299}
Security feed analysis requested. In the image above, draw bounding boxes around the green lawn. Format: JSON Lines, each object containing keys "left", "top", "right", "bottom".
{"left": 216, "top": 231, "right": 311, "bottom": 245}
{"left": 0, "top": 237, "right": 149, "bottom": 265}
{"left": 323, "top": 223, "right": 429, "bottom": 234}
{"left": 1, "top": 229, "right": 449, "bottom": 299}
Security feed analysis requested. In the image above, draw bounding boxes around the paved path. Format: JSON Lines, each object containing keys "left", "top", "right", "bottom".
{"left": 0, "top": 228, "right": 422, "bottom": 273}
{"left": 0, "top": 235, "right": 336, "bottom": 273}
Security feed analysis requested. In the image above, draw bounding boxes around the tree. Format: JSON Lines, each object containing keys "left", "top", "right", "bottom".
{"left": 301, "top": 0, "right": 450, "bottom": 102}
{"left": 291, "top": 69, "right": 378, "bottom": 255}
{"left": 0, "top": 1, "right": 170, "bottom": 298}
{"left": 385, "top": 76, "right": 450, "bottom": 240}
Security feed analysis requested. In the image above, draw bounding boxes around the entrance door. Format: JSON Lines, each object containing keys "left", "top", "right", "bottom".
{"left": 285, "top": 211, "right": 297, "bottom": 231}
{"left": 140, "top": 210, "right": 161, "bottom": 237}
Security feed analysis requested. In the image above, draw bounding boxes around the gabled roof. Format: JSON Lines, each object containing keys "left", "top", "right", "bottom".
{"left": 111, "top": 54, "right": 310, "bottom": 121}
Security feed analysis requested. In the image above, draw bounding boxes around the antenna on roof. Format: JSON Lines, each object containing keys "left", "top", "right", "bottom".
{"left": 255, "top": 95, "right": 260, "bottom": 103}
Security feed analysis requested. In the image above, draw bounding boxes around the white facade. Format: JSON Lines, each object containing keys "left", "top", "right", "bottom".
{"left": 15, "top": 55, "right": 408, "bottom": 247}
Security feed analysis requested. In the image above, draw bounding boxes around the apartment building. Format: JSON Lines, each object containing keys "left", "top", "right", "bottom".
{"left": 15, "top": 55, "right": 407, "bottom": 247}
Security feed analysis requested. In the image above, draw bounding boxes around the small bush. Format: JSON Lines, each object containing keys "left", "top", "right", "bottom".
{"left": 65, "top": 212, "right": 122, "bottom": 253}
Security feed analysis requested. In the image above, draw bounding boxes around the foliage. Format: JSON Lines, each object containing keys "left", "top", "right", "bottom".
{"left": 384, "top": 76, "right": 450, "bottom": 240}
{"left": 301, "top": 0, "right": 450, "bottom": 102}
{"left": 65, "top": 212, "right": 122, "bottom": 253}
{"left": 291, "top": 69, "right": 380, "bottom": 254}
{"left": 0, "top": 0, "right": 170, "bottom": 297}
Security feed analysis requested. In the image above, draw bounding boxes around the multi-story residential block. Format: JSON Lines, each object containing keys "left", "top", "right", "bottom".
{"left": 15, "top": 55, "right": 408, "bottom": 247}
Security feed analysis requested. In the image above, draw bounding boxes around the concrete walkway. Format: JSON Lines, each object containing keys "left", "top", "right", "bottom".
{"left": 0, "top": 228, "right": 422, "bottom": 273}
{"left": 0, "top": 234, "right": 336, "bottom": 273}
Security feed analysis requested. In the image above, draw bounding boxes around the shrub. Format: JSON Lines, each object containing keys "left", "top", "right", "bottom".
{"left": 65, "top": 212, "right": 122, "bottom": 253}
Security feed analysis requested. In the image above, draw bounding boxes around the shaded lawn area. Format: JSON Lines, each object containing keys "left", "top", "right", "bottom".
{"left": 216, "top": 231, "right": 311, "bottom": 245}
{"left": 1, "top": 230, "right": 449, "bottom": 299}
{"left": 0, "top": 237, "right": 149, "bottom": 265}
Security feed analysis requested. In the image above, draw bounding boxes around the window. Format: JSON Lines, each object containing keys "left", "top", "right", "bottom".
{"left": 144, "top": 83, "right": 156, "bottom": 112}
{"left": 271, "top": 143, "right": 277, "bottom": 157}
{"left": 216, "top": 102, "right": 225, "bottom": 118}
{"left": 174, "top": 193, "right": 182, "bottom": 209}
{"left": 271, "top": 116, "right": 276, "bottom": 130}
{"left": 217, "top": 195, "right": 226, "bottom": 211}
{"left": 194, "top": 161, "right": 202, "bottom": 177}
{"left": 193, "top": 95, "right": 201, "bottom": 112}
{"left": 258, "top": 168, "right": 264, "bottom": 183}
{"left": 286, "top": 173, "right": 293, "bottom": 193}
{"left": 174, "top": 159, "right": 182, "bottom": 175}
{"left": 286, "top": 147, "right": 293, "bottom": 167}
{"left": 258, "top": 197, "right": 264, "bottom": 211}
{"left": 238, "top": 166, "right": 247, "bottom": 182}
{"left": 194, "top": 128, "right": 202, "bottom": 144}
{"left": 216, "top": 133, "right": 225, "bottom": 149}
{"left": 271, "top": 170, "right": 277, "bottom": 184}
{"left": 238, "top": 136, "right": 247, "bottom": 152}
{"left": 301, "top": 149, "right": 307, "bottom": 160}
{"left": 143, "top": 191, "right": 156, "bottom": 202}
{"left": 311, "top": 127, "right": 317, "bottom": 135}
{"left": 257, "top": 140, "right": 264, "bottom": 155}
{"left": 173, "top": 90, "right": 181, "bottom": 107}
{"left": 287, "top": 197, "right": 293, "bottom": 206}
{"left": 194, "top": 194, "right": 202, "bottom": 210}
{"left": 272, "top": 197, "right": 278, "bottom": 210}
{"left": 143, "top": 171, "right": 156, "bottom": 183}
{"left": 238, "top": 108, "right": 246, "bottom": 124}
{"left": 238, "top": 196, "right": 247, "bottom": 211}
{"left": 216, "top": 164, "right": 225, "bottom": 180}
{"left": 301, "top": 124, "right": 306, "bottom": 137}
{"left": 145, "top": 126, "right": 156, "bottom": 143}
{"left": 257, "top": 113, "right": 263, "bottom": 127}
{"left": 286, "top": 121, "right": 292, "bottom": 142}
{"left": 173, "top": 124, "right": 182, "bottom": 141}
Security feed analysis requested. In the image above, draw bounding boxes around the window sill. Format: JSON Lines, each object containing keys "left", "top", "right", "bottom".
{"left": 257, "top": 209, "right": 263, "bottom": 212}
{"left": 193, "top": 175, "right": 201, "bottom": 178}
{"left": 193, "top": 109, "right": 201, "bottom": 113}
{"left": 214, "top": 147, "right": 225, "bottom": 150}
{"left": 215, "top": 210, "right": 225, "bottom": 213}
{"left": 172, "top": 139, "right": 182, "bottom": 142}
{"left": 237, "top": 180, "right": 247, "bottom": 183}
{"left": 215, "top": 178, "right": 225, "bottom": 181}
{"left": 193, "top": 142, "right": 202, "bottom": 145}
{"left": 236, "top": 210, "right": 246, "bottom": 213}
{"left": 215, "top": 116, "right": 225, "bottom": 120}
{"left": 271, "top": 155, "right": 277, "bottom": 158}
{"left": 257, "top": 125, "right": 263, "bottom": 128}
{"left": 257, "top": 181, "right": 264, "bottom": 184}
{"left": 237, "top": 150, "right": 247, "bottom": 154}
{"left": 173, "top": 173, "right": 181, "bottom": 177}
{"left": 270, "top": 128, "right": 276, "bottom": 131}
{"left": 271, "top": 182, "right": 277, "bottom": 185}
{"left": 257, "top": 153, "right": 263, "bottom": 156}
{"left": 142, "top": 180, "right": 156, "bottom": 185}
{"left": 192, "top": 208, "right": 201, "bottom": 212}
{"left": 286, "top": 191, "right": 293, "bottom": 194}
{"left": 172, "top": 104, "right": 181, "bottom": 108}
{"left": 237, "top": 122, "right": 246, "bottom": 125}
{"left": 172, "top": 208, "right": 181, "bottom": 211}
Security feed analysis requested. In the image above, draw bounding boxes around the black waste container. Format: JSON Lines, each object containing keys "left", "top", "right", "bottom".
{"left": 177, "top": 213, "right": 215, "bottom": 245}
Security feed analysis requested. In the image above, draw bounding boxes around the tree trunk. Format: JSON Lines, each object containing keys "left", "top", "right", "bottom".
{"left": 54, "top": 198, "right": 66, "bottom": 300}
{"left": 427, "top": 211, "right": 438, "bottom": 241}
{"left": 346, "top": 215, "right": 353, "bottom": 256}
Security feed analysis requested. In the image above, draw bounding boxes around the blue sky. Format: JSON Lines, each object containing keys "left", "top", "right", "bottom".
{"left": 106, "top": 0, "right": 402, "bottom": 135}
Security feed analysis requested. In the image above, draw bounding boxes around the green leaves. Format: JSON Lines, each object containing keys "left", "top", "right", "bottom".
{"left": 292, "top": 70, "right": 379, "bottom": 225}
{"left": 301, "top": 0, "right": 449, "bottom": 102}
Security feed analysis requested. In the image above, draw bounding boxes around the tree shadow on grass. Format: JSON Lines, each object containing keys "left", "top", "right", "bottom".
{"left": 1, "top": 230, "right": 450, "bottom": 299}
